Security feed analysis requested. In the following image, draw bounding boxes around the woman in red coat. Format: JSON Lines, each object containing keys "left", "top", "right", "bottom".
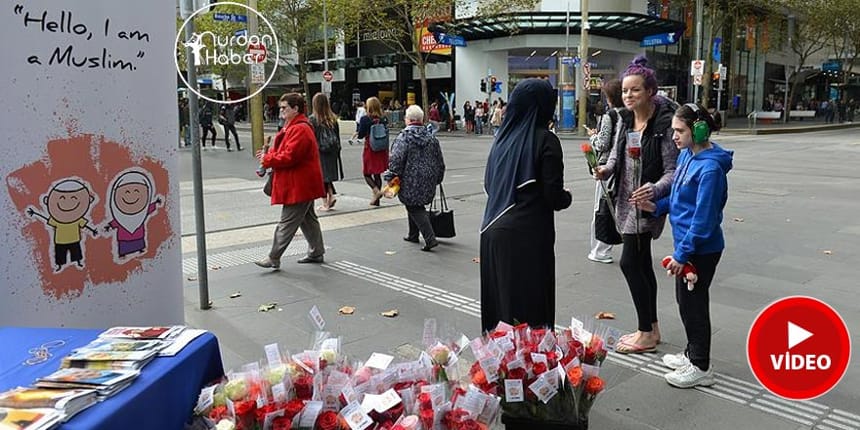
{"left": 356, "top": 96, "right": 389, "bottom": 206}
{"left": 254, "top": 93, "right": 326, "bottom": 269}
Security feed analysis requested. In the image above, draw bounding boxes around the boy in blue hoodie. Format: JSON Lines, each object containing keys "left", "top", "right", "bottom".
{"left": 637, "top": 103, "right": 733, "bottom": 388}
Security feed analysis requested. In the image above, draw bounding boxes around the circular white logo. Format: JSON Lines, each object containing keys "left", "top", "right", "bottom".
{"left": 175, "top": 1, "right": 280, "bottom": 105}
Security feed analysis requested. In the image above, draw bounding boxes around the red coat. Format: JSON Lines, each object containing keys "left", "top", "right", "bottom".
{"left": 263, "top": 114, "right": 325, "bottom": 205}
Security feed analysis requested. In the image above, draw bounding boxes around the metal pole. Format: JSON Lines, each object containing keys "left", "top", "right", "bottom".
{"left": 578, "top": 0, "right": 589, "bottom": 136}
{"left": 783, "top": 15, "right": 794, "bottom": 123}
{"left": 693, "top": 0, "right": 703, "bottom": 103}
{"left": 248, "top": 0, "right": 265, "bottom": 155}
{"left": 182, "top": 0, "right": 210, "bottom": 310}
{"left": 323, "top": 0, "right": 329, "bottom": 96}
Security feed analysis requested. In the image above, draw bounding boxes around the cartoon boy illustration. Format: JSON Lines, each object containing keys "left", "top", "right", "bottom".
{"left": 104, "top": 170, "right": 162, "bottom": 258}
{"left": 26, "top": 179, "right": 98, "bottom": 272}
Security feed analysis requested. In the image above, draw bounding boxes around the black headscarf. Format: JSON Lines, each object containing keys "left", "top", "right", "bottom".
{"left": 481, "top": 79, "right": 556, "bottom": 232}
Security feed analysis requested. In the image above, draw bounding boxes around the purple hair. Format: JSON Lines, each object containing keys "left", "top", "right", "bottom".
{"left": 622, "top": 55, "right": 658, "bottom": 95}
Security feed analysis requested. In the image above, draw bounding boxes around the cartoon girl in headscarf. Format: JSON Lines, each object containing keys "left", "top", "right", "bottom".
{"left": 104, "top": 169, "right": 162, "bottom": 258}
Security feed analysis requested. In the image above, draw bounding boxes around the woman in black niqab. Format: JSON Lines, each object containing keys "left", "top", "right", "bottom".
{"left": 480, "top": 78, "right": 572, "bottom": 332}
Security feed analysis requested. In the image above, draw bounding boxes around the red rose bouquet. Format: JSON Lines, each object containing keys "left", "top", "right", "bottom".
{"left": 469, "top": 321, "right": 609, "bottom": 427}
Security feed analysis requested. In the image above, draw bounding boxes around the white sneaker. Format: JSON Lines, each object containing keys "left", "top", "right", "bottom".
{"left": 587, "top": 254, "right": 613, "bottom": 264}
{"left": 665, "top": 363, "right": 715, "bottom": 388}
{"left": 662, "top": 352, "right": 691, "bottom": 370}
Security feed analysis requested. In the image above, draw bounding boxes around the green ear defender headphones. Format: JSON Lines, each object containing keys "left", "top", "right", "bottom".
{"left": 685, "top": 103, "right": 710, "bottom": 144}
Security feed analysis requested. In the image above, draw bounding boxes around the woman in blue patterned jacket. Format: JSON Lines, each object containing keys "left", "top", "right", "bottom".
{"left": 383, "top": 105, "right": 446, "bottom": 251}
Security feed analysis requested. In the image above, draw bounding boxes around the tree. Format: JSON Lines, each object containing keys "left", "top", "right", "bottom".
{"left": 775, "top": 0, "right": 831, "bottom": 116}
{"left": 328, "top": 0, "right": 539, "bottom": 116}
{"left": 258, "top": 0, "right": 330, "bottom": 98}
{"left": 822, "top": 0, "right": 860, "bottom": 89}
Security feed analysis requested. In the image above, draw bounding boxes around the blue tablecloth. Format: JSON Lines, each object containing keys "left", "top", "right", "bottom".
{"left": 0, "top": 327, "right": 224, "bottom": 430}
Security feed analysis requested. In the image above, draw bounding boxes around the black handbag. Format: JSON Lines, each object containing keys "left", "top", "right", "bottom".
{"left": 263, "top": 172, "right": 273, "bottom": 197}
{"left": 429, "top": 184, "right": 455, "bottom": 238}
{"left": 594, "top": 178, "right": 622, "bottom": 245}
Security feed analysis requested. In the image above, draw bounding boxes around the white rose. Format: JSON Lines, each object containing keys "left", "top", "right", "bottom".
{"left": 215, "top": 419, "right": 236, "bottom": 430}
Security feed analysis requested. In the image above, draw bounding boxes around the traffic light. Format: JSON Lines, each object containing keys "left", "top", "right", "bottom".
{"left": 490, "top": 76, "right": 497, "bottom": 87}
{"left": 480, "top": 79, "right": 486, "bottom": 92}
{"left": 713, "top": 71, "right": 720, "bottom": 81}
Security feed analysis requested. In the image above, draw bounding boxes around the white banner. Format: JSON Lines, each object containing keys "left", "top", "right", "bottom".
{"left": 0, "top": 1, "right": 183, "bottom": 326}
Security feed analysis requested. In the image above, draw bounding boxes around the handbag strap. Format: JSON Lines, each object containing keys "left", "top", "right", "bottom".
{"left": 434, "top": 184, "right": 448, "bottom": 211}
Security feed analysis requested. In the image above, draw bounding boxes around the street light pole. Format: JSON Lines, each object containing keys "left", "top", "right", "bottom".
{"left": 181, "top": 0, "right": 210, "bottom": 310}
{"left": 693, "top": 0, "right": 703, "bottom": 103}
{"left": 578, "top": 0, "right": 589, "bottom": 136}
{"left": 784, "top": 15, "right": 795, "bottom": 123}
{"left": 248, "top": 0, "right": 265, "bottom": 154}
{"left": 323, "top": 0, "right": 330, "bottom": 97}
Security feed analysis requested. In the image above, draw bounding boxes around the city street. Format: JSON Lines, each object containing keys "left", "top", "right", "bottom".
{"left": 180, "top": 126, "right": 860, "bottom": 429}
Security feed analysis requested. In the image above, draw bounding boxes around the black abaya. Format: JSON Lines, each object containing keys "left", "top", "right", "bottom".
{"left": 480, "top": 129, "right": 572, "bottom": 332}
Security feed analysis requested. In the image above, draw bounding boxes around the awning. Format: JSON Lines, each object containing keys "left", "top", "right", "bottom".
{"left": 431, "top": 12, "right": 685, "bottom": 43}
{"left": 789, "top": 69, "right": 820, "bottom": 84}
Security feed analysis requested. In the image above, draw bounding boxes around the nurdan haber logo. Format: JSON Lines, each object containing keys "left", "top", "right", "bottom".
{"left": 174, "top": 1, "right": 279, "bottom": 105}
{"left": 746, "top": 296, "right": 851, "bottom": 401}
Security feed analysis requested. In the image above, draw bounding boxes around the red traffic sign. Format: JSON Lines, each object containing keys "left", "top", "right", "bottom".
{"left": 747, "top": 296, "right": 851, "bottom": 400}
{"left": 248, "top": 43, "right": 266, "bottom": 63}
{"left": 323, "top": 70, "right": 333, "bottom": 82}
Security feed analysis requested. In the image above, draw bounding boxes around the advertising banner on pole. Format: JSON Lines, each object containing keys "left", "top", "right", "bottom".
{"left": 0, "top": 0, "right": 183, "bottom": 327}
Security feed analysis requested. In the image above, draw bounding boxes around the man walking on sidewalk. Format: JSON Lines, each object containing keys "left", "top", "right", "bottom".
{"left": 220, "top": 105, "right": 242, "bottom": 151}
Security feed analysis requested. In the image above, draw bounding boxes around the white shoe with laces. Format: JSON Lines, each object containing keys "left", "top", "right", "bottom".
{"left": 587, "top": 254, "right": 613, "bottom": 264}
{"left": 662, "top": 352, "right": 691, "bottom": 370}
{"left": 665, "top": 363, "right": 715, "bottom": 388}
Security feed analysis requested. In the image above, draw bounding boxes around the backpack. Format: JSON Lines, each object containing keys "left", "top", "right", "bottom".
{"left": 369, "top": 117, "right": 389, "bottom": 152}
{"left": 311, "top": 116, "right": 339, "bottom": 153}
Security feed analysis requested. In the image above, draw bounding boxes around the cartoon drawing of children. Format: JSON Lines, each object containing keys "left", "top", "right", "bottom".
{"left": 26, "top": 179, "right": 98, "bottom": 272}
{"left": 104, "top": 170, "right": 162, "bottom": 258}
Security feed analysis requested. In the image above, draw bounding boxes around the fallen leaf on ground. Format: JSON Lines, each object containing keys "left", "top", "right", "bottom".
{"left": 339, "top": 306, "right": 355, "bottom": 315}
{"left": 595, "top": 311, "right": 616, "bottom": 320}
{"left": 380, "top": 309, "right": 399, "bottom": 318}
{"left": 733, "top": 217, "right": 744, "bottom": 223}
{"left": 186, "top": 276, "right": 197, "bottom": 282}
{"left": 258, "top": 302, "right": 277, "bottom": 312}
{"left": 229, "top": 292, "right": 242, "bottom": 298}
{"left": 823, "top": 250, "right": 833, "bottom": 255}
{"left": 211, "top": 266, "right": 222, "bottom": 270}
{"left": 385, "top": 251, "right": 397, "bottom": 255}
{"left": 472, "top": 257, "right": 480, "bottom": 263}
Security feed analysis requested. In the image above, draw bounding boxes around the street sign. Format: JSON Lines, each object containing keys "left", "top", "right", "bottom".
{"left": 323, "top": 70, "right": 333, "bottom": 82}
{"left": 582, "top": 63, "right": 591, "bottom": 90}
{"left": 250, "top": 63, "right": 265, "bottom": 84}
{"left": 248, "top": 43, "right": 266, "bottom": 63}
{"left": 822, "top": 60, "right": 842, "bottom": 72}
{"left": 321, "top": 80, "right": 332, "bottom": 94}
{"left": 713, "top": 37, "right": 722, "bottom": 64}
{"left": 747, "top": 296, "right": 851, "bottom": 400}
{"left": 690, "top": 60, "right": 705, "bottom": 77}
{"left": 235, "top": 29, "right": 247, "bottom": 37}
{"left": 693, "top": 74, "right": 703, "bottom": 86}
{"left": 494, "top": 82, "right": 502, "bottom": 93}
{"left": 436, "top": 33, "right": 466, "bottom": 47}
{"left": 213, "top": 13, "right": 247, "bottom": 23}
{"left": 641, "top": 32, "right": 679, "bottom": 47}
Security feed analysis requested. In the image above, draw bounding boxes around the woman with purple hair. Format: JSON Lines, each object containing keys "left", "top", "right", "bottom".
{"left": 594, "top": 55, "right": 680, "bottom": 354}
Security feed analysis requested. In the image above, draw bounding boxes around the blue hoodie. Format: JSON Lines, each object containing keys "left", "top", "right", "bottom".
{"left": 654, "top": 142, "right": 734, "bottom": 264}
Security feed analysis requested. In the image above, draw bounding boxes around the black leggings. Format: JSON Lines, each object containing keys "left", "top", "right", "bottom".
{"left": 677, "top": 252, "right": 722, "bottom": 371}
{"left": 619, "top": 233, "right": 659, "bottom": 332}
{"left": 364, "top": 174, "right": 382, "bottom": 190}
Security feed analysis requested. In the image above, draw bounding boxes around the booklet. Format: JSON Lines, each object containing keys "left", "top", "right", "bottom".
{"left": 0, "top": 407, "right": 63, "bottom": 430}
{"left": 0, "top": 388, "right": 97, "bottom": 422}
{"left": 98, "top": 326, "right": 185, "bottom": 340}
{"left": 76, "top": 339, "right": 164, "bottom": 353}
{"left": 36, "top": 368, "right": 139, "bottom": 388}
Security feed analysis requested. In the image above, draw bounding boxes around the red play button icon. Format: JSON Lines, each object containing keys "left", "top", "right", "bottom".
{"left": 747, "top": 296, "right": 852, "bottom": 400}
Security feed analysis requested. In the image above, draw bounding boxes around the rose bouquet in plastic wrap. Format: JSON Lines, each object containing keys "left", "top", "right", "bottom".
{"left": 466, "top": 320, "right": 612, "bottom": 428}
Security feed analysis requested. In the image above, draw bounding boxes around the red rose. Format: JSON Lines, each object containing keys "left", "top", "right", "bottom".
{"left": 443, "top": 409, "right": 469, "bottom": 428}
{"left": 581, "top": 143, "right": 593, "bottom": 153}
{"left": 417, "top": 392, "right": 433, "bottom": 410}
{"left": 489, "top": 330, "right": 507, "bottom": 339}
{"left": 533, "top": 362, "right": 548, "bottom": 375}
{"left": 566, "top": 366, "right": 583, "bottom": 388}
{"left": 628, "top": 146, "right": 641, "bottom": 159}
{"left": 294, "top": 375, "right": 314, "bottom": 400}
{"left": 273, "top": 416, "right": 291, "bottom": 430}
{"left": 209, "top": 405, "right": 228, "bottom": 422}
{"left": 451, "top": 387, "right": 467, "bottom": 404}
{"left": 585, "top": 376, "right": 605, "bottom": 395}
{"left": 255, "top": 402, "right": 282, "bottom": 424}
{"left": 284, "top": 399, "right": 305, "bottom": 420}
{"left": 316, "top": 410, "right": 342, "bottom": 430}
{"left": 458, "top": 419, "right": 481, "bottom": 430}
{"left": 419, "top": 408, "right": 434, "bottom": 428}
{"left": 506, "top": 367, "right": 527, "bottom": 380}
{"left": 234, "top": 399, "right": 256, "bottom": 417}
